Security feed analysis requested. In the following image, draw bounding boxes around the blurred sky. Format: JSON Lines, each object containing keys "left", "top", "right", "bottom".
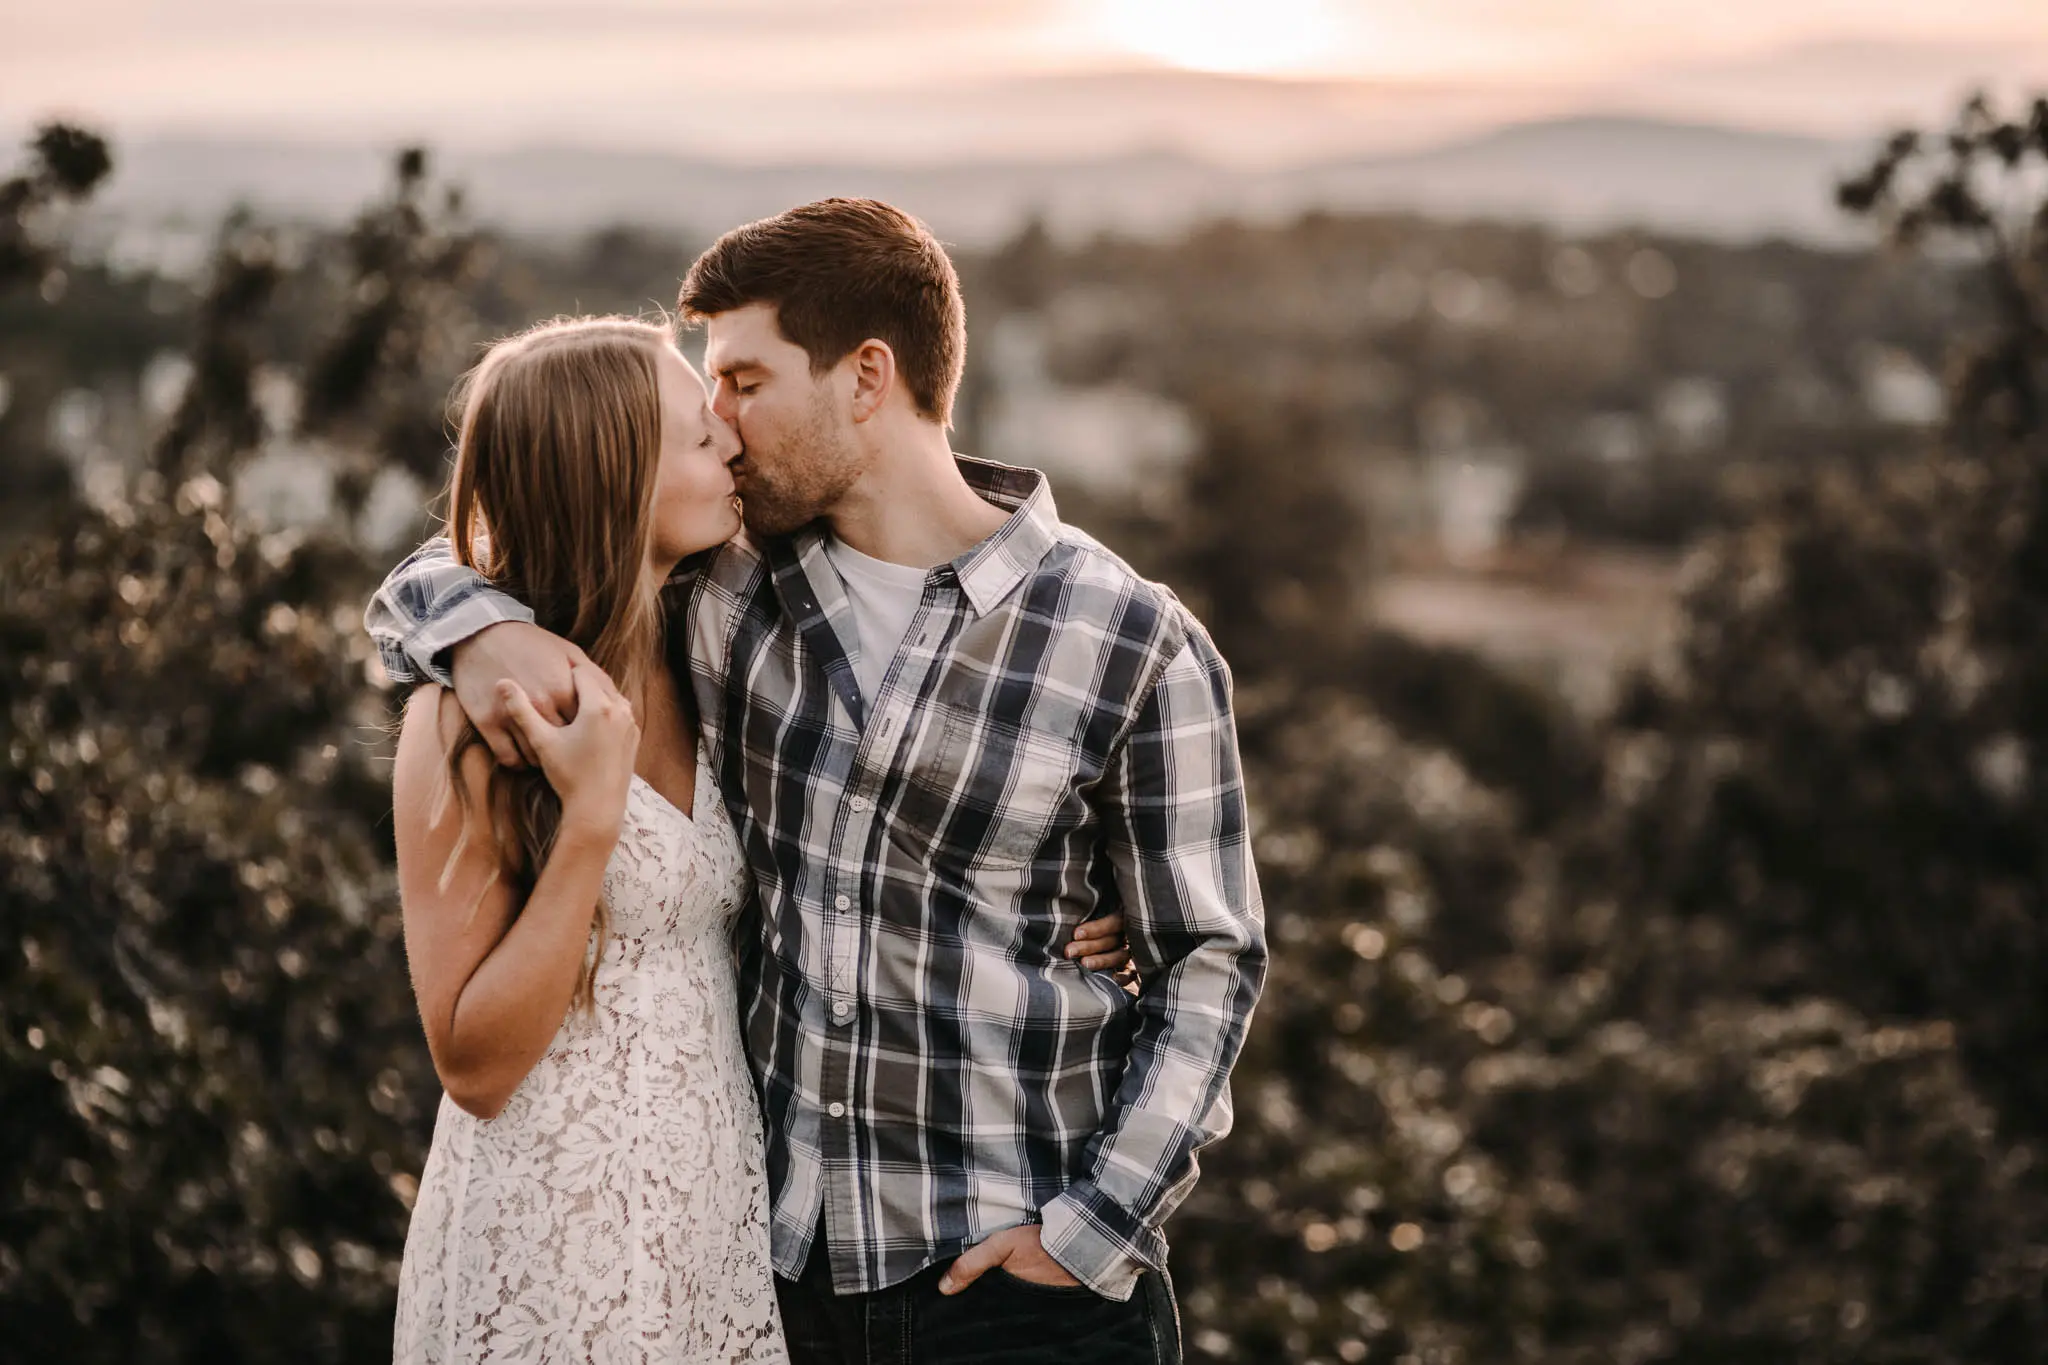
{"left": 5, "top": 0, "right": 2047, "bottom": 163}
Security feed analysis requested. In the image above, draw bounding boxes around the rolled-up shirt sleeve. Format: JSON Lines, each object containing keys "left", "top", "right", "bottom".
{"left": 362, "top": 537, "right": 534, "bottom": 687}
{"left": 1038, "top": 624, "right": 1267, "bottom": 1299}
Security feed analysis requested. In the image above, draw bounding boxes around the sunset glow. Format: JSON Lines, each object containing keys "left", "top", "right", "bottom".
{"left": 2, "top": 0, "right": 2046, "bottom": 163}
{"left": 1092, "top": 0, "right": 1348, "bottom": 75}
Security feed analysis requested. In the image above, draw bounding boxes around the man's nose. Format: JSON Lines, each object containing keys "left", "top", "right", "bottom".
{"left": 711, "top": 388, "right": 738, "bottom": 424}
{"left": 713, "top": 412, "right": 743, "bottom": 462}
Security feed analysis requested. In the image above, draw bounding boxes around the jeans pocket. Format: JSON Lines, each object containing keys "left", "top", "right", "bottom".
{"left": 916, "top": 1265, "right": 1154, "bottom": 1364}
{"left": 988, "top": 1265, "right": 1100, "bottom": 1299}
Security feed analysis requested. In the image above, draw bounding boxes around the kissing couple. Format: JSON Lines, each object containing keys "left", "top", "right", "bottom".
{"left": 368, "top": 197, "right": 1267, "bottom": 1364}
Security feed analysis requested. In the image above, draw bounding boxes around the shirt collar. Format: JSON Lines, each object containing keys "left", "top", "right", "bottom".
{"left": 767, "top": 455, "right": 1062, "bottom": 621}
{"left": 946, "top": 455, "right": 1061, "bottom": 618}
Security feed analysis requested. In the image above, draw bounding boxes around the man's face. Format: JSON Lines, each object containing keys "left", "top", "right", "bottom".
{"left": 704, "top": 303, "right": 864, "bottom": 538}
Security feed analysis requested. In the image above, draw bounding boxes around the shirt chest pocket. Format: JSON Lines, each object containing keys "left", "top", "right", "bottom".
{"left": 893, "top": 711, "right": 1084, "bottom": 870}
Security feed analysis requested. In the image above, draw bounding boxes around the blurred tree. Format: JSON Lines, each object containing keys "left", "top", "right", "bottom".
{"left": 1584, "top": 92, "right": 2048, "bottom": 1131}
{"left": 1596, "top": 445, "right": 2048, "bottom": 1130}
{"left": 0, "top": 124, "right": 117, "bottom": 535}
{"left": 1168, "top": 388, "right": 1373, "bottom": 674}
{"left": 150, "top": 211, "right": 285, "bottom": 481}
{"left": 154, "top": 147, "right": 484, "bottom": 509}
{"left": 299, "top": 147, "right": 488, "bottom": 507}
{"left": 1174, "top": 692, "right": 2048, "bottom": 1364}
{"left": 0, "top": 139, "right": 467, "bottom": 1362}
{"left": 1346, "top": 629, "right": 1598, "bottom": 834}
{"left": 1166, "top": 91, "right": 2048, "bottom": 1364}
{"left": 0, "top": 123, "right": 111, "bottom": 292}
{"left": 1839, "top": 95, "right": 2048, "bottom": 443}
{"left": 977, "top": 215, "right": 1057, "bottom": 313}
{"left": 0, "top": 481, "right": 432, "bottom": 1363}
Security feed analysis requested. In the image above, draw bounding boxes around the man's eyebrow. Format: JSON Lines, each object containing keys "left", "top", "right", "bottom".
{"left": 712, "top": 358, "right": 764, "bottom": 379}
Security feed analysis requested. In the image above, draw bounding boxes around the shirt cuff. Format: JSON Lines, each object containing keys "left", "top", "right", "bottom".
{"left": 1038, "top": 1179, "right": 1165, "bottom": 1302}
{"left": 402, "top": 597, "right": 536, "bottom": 687}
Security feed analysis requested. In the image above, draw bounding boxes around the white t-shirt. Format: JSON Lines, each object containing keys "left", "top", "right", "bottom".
{"left": 822, "top": 536, "right": 929, "bottom": 708}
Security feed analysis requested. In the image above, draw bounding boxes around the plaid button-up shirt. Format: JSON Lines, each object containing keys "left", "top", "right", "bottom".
{"left": 365, "top": 457, "right": 1266, "bottom": 1300}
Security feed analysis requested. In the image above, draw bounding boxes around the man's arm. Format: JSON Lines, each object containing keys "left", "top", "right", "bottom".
{"left": 1037, "top": 625, "right": 1267, "bottom": 1299}
{"left": 364, "top": 538, "right": 537, "bottom": 687}
{"left": 364, "top": 538, "right": 584, "bottom": 767}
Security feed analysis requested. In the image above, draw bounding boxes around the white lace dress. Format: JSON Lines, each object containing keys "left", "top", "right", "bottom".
{"left": 394, "top": 750, "right": 787, "bottom": 1364}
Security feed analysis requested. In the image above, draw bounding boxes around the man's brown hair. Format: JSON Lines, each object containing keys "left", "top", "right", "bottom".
{"left": 680, "top": 198, "right": 966, "bottom": 426}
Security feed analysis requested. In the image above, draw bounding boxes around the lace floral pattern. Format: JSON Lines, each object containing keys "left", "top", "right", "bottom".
{"left": 395, "top": 749, "right": 787, "bottom": 1363}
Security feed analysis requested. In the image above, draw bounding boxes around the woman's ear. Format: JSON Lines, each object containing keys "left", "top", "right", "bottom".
{"left": 848, "top": 339, "right": 896, "bottom": 423}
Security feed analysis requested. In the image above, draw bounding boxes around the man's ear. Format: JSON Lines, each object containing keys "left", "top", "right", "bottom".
{"left": 848, "top": 339, "right": 896, "bottom": 423}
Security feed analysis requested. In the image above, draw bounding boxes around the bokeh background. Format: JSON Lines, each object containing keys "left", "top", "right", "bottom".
{"left": 5, "top": 3, "right": 2048, "bottom": 1361}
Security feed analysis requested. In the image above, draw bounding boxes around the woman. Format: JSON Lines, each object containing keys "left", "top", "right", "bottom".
{"left": 386, "top": 316, "right": 1127, "bottom": 1361}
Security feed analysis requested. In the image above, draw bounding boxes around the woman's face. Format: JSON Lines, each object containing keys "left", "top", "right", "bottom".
{"left": 648, "top": 345, "right": 743, "bottom": 569}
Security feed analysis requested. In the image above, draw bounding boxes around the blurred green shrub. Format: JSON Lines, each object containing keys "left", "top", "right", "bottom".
{"left": 1170, "top": 697, "right": 2046, "bottom": 1364}
{"left": 0, "top": 484, "right": 432, "bottom": 1361}
{"left": 0, "top": 136, "right": 472, "bottom": 1362}
{"left": 1163, "top": 93, "right": 2048, "bottom": 1365}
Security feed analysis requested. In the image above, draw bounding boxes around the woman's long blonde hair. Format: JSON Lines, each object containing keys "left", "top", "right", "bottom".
{"left": 438, "top": 315, "right": 676, "bottom": 1010}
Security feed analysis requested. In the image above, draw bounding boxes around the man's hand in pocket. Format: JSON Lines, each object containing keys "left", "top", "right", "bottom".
{"left": 938, "top": 1225, "right": 1084, "bottom": 1295}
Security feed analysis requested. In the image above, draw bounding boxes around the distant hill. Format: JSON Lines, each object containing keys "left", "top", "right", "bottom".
{"left": 1265, "top": 116, "right": 1868, "bottom": 242}
{"left": 90, "top": 115, "right": 1873, "bottom": 251}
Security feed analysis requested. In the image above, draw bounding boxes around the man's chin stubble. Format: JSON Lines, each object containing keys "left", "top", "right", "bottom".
{"left": 741, "top": 499, "right": 818, "bottom": 540}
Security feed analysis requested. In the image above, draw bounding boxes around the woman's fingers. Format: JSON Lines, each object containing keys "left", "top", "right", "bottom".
{"left": 1066, "top": 911, "right": 1127, "bottom": 960}
{"left": 497, "top": 680, "right": 555, "bottom": 768}
{"left": 562, "top": 666, "right": 640, "bottom": 788}
{"left": 566, "top": 664, "right": 622, "bottom": 729}
{"left": 567, "top": 662, "right": 605, "bottom": 717}
{"left": 568, "top": 661, "right": 635, "bottom": 725}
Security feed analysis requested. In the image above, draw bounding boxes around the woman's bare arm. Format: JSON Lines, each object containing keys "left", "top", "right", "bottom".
{"left": 392, "top": 668, "right": 638, "bottom": 1119}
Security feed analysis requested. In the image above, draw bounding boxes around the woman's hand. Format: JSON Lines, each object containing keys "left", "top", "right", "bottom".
{"left": 1065, "top": 912, "right": 1131, "bottom": 973}
{"left": 498, "top": 664, "right": 640, "bottom": 838}
{"left": 452, "top": 621, "right": 591, "bottom": 769}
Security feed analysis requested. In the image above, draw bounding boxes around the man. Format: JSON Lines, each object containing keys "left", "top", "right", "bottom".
{"left": 365, "top": 198, "right": 1265, "bottom": 1364}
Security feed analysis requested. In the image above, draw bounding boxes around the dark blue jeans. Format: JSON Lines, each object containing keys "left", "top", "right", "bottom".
{"left": 775, "top": 1238, "right": 1183, "bottom": 1365}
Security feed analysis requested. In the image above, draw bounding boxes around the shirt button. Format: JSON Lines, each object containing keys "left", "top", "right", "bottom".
{"left": 834, "top": 894, "right": 851, "bottom": 911}
{"left": 850, "top": 795, "right": 870, "bottom": 813}
{"left": 828, "top": 1102, "right": 846, "bottom": 1118}
{"left": 833, "top": 1001, "right": 852, "bottom": 1019}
